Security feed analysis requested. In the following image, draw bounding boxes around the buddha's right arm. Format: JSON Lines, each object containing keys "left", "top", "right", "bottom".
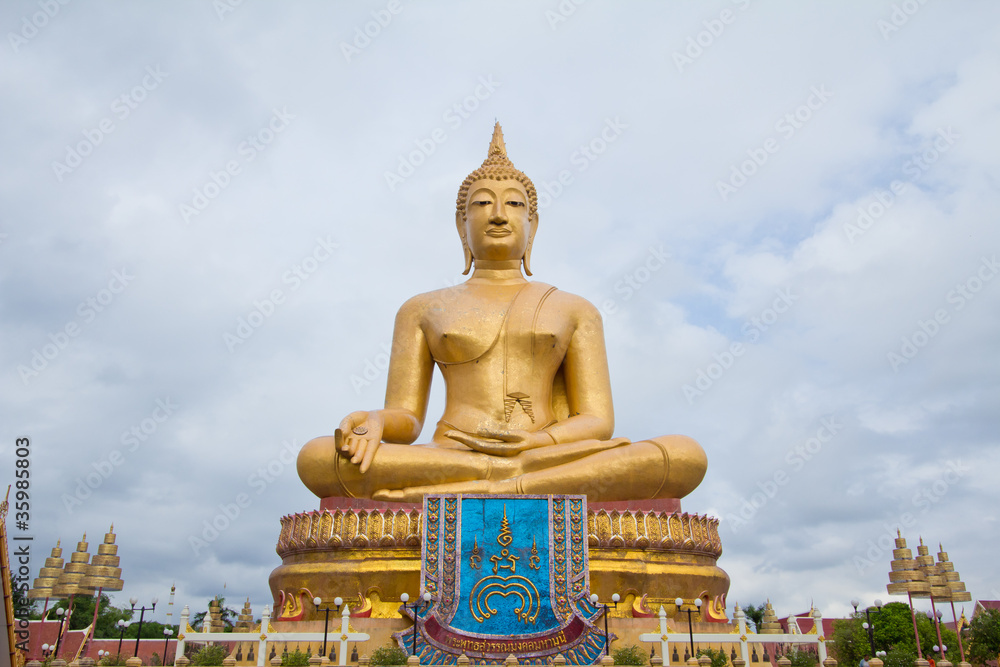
{"left": 381, "top": 296, "right": 434, "bottom": 442}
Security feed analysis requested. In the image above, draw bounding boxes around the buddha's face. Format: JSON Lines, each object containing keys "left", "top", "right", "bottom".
{"left": 460, "top": 178, "right": 537, "bottom": 263}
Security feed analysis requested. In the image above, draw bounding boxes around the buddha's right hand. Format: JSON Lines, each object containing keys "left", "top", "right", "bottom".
{"left": 337, "top": 411, "right": 384, "bottom": 474}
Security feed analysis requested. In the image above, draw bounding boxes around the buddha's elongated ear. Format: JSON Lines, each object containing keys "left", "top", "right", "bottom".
{"left": 522, "top": 212, "right": 539, "bottom": 276}
{"left": 456, "top": 210, "right": 473, "bottom": 275}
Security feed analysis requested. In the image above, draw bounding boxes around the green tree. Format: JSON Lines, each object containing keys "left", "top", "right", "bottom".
{"left": 743, "top": 604, "right": 766, "bottom": 631}
{"left": 967, "top": 608, "right": 1000, "bottom": 667}
{"left": 123, "top": 619, "right": 180, "bottom": 640}
{"left": 831, "top": 603, "right": 960, "bottom": 667}
{"left": 43, "top": 593, "right": 138, "bottom": 637}
{"left": 370, "top": 643, "right": 408, "bottom": 666}
{"left": 696, "top": 647, "right": 728, "bottom": 667}
{"left": 614, "top": 645, "right": 648, "bottom": 666}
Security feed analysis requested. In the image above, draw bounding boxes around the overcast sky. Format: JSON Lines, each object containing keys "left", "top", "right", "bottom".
{"left": 2, "top": 1, "right": 998, "bottom": 628}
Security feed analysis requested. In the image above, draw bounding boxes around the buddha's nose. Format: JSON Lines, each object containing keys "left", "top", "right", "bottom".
{"left": 489, "top": 202, "right": 507, "bottom": 223}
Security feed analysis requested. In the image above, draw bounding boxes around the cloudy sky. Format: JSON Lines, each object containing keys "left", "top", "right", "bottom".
{"left": 2, "top": 0, "right": 998, "bottom": 627}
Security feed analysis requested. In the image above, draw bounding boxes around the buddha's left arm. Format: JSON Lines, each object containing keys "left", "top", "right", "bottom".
{"left": 544, "top": 302, "right": 615, "bottom": 444}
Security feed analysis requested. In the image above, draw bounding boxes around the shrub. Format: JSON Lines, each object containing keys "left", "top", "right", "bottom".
{"left": 190, "top": 644, "right": 229, "bottom": 666}
{"left": 370, "top": 643, "right": 409, "bottom": 666}
{"left": 697, "top": 647, "right": 729, "bottom": 667}
{"left": 614, "top": 644, "right": 648, "bottom": 665}
{"left": 282, "top": 649, "right": 311, "bottom": 666}
{"left": 787, "top": 648, "right": 818, "bottom": 667}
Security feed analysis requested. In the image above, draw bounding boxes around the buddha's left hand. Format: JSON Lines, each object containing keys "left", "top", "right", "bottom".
{"left": 445, "top": 429, "right": 552, "bottom": 456}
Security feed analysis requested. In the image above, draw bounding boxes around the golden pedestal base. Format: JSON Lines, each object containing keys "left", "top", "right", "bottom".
{"left": 268, "top": 501, "right": 729, "bottom": 623}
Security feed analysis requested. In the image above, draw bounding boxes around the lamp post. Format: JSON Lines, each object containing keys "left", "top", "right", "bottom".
{"left": 52, "top": 607, "right": 69, "bottom": 657}
{"left": 41, "top": 644, "right": 52, "bottom": 659}
{"left": 130, "top": 597, "right": 158, "bottom": 658}
{"left": 401, "top": 592, "right": 433, "bottom": 656}
{"left": 589, "top": 593, "right": 620, "bottom": 657}
{"left": 676, "top": 597, "right": 703, "bottom": 659}
{"left": 851, "top": 599, "right": 884, "bottom": 656}
{"left": 932, "top": 609, "right": 947, "bottom": 662}
{"left": 162, "top": 628, "right": 174, "bottom": 666}
{"left": 117, "top": 619, "right": 130, "bottom": 657}
{"left": 313, "top": 596, "right": 344, "bottom": 658}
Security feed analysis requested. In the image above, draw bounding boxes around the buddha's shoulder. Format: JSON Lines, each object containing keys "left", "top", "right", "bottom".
{"left": 394, "top": 282, "right": 600, "bottom": 320}
{"left": 540, "top": 286, "right": 603, "bottom": 323}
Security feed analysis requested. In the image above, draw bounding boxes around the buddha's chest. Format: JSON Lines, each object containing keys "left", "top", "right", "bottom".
{"left": 424, "top": 307, "right": 571, "bottom": 366}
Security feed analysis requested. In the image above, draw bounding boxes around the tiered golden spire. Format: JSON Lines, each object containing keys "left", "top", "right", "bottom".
{"left": 51, "top": 534, "right": 92, "bottom": 598}
{"left": 935, "top": 543, "right": 972, "bottom": 603}
{"left": 886, "top": 530, "right": 930, "bottom": 596}
{"left": 80, "top": 525, "right": 124, "bottom": 592}
{"left": 758, "top": 600, "right": 782, "bottom": 634}
{"left": 27, "top": 541, "right": 64, "bottom": 599}
{"left": 912, "top": 538, "right": 949, "bottom": 599}
{"left": 204, "top": 598, "right": 222, "bottom": 633}
{"left": 235, "top": 597, "right": 254, "bottom": 633}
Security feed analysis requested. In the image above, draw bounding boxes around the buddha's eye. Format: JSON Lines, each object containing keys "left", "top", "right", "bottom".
{"left": 507, "top": 201, "right": 525, "bottom": 207}
{"left": 472, "top": 199, "right": 492, "bottom": 206}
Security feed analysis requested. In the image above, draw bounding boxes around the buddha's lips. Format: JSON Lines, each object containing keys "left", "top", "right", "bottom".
{"left": 485, "top": 228, "right": 511, "bottom": 237}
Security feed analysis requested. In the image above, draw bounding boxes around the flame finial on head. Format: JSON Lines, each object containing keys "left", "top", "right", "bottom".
{"left": 488, "top": 122, "right": 507, "bottom": 158}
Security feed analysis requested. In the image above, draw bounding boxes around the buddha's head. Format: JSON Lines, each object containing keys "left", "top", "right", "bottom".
{"left": 456, "top": 123, "right": 539, "bottom": 275}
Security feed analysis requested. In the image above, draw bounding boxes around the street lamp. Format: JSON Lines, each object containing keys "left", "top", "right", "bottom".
{"left": 41, "top": 644, "right": 52, "bottom": 658}
{"left": 52, "top": 607, "right": 69, "bottom": 657}
{"left": 313, "top": 596, "right": 344, "bottom": 658}
{"left": 401, "top": 592, "right": 433, "bottom": 657}
{"left": 932, "top": 611, "right": 949, "bottom": 661}
{"left": 851, "top": 599, "right": 883, "bottom": 656}
{"left": 117, "top": 619, "right": 130, "bottom": 657}
{"left": 676, "top": 597, "right": 703, "bottom": 659}
{"left": 130, "top": 597, "right": 158, "bottom": 657}
{"left": 162, "top": 627, "right": 174, "bottom": 666}
{"left": 589, "top": 593, "right": 620, "bottom": 657}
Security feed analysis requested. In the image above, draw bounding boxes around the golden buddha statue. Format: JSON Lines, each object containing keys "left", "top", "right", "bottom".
{"left": 296, "top": 123, "right": 707, "bottom": 504}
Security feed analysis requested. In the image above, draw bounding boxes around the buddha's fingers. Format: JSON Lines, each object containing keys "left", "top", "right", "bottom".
{"left": 445, "top": 430, "right": 522, "bottom": 456}
{"left": 358, "top": 439, "right": 380, "bottom": 474}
